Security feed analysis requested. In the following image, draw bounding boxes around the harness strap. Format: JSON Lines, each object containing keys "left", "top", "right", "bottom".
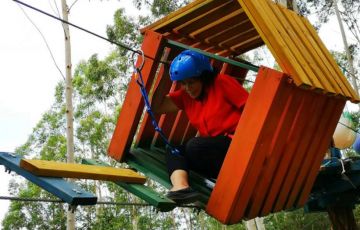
{"left": 134, "top": 66, "right": 180, "bottom": 155}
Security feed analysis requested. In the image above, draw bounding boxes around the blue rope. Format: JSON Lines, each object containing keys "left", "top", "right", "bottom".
{"left": 134, "top": 67, "right": 180, "bottom": 155}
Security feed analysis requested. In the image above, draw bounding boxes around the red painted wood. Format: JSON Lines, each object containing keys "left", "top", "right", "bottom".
{"left": 221, "top": 62, "right": 249, "bottom": 85}
{"left": 153, "top": 83, "right": 182, "bottom": 148}
{"left": 295, "top": 98, "right": 345, "bottom": 207}
{"left": 228, "top": 71, "right": 294, "bottom": 224}
{"left": 272, "top": 92, "right": 328, "bottom": 212}
{"left": 168, "top": 110, "right": 192, "bottom": 146}
{"left": 206, "top": 67, "right": 293, "bottom": 224}
{"left": 260, "top": 89, "right": 315, "bottom": 216}
{"left": 108, "top": 31, "right": 165, "bottom": 161}
{"left": 246, "top": 83, "right": 302, "bottom": 219}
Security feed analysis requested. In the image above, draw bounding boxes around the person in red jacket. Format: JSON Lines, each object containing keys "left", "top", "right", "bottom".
{"left": 153, "top": 50, "right": 249, "bottom": 204}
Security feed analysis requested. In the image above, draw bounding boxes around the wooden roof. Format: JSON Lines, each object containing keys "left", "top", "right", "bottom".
{"left": 141, "top": 0, "right": 359, "bottom": 102}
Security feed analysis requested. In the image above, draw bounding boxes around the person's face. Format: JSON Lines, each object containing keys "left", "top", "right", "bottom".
{"left": 179, "top": 77, "right": 203, "bottom": 99}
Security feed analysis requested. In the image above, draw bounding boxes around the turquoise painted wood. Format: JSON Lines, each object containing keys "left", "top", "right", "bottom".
{"left": 0, "top": 152, "right": 97, "bottom": 206}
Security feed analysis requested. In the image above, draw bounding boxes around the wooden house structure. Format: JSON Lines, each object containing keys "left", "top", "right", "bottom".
{"left": 108, "top": 0, "right": 359, "bottom": 224}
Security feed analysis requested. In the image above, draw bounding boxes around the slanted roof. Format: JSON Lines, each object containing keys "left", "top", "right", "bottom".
{"left": 141, "top": 0, "right": 359, "bottom": 102}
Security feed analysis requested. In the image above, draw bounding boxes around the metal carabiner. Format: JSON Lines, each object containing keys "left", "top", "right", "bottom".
{"left": 132, "top": 49, "right": 145, "bottom": 72}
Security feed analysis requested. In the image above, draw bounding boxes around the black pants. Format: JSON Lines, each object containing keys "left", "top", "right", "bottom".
{"left": 165, "top": 136, "right": 232, "bottom": 179}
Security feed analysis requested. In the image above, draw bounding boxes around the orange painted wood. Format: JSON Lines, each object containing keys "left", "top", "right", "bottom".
{"left": 228, "top": 71, "right": 295, "bottom": 224}
{"left": 108, "top": 31, "right": 165, "bottom": 161}
{"left": 246, "top": 83, "right": 302, "bottom": 219}
{"left": 294, "top": 98, "right": 345, "bottom": 207}
{"left": 168, "top": 111, "right": 192, "bottom": 146}
{"left": 284, "top": 95, "right": 337, "bottom": 209}
{"left": 206, "top": 67, "right": 293, "bottom": 224}
{"left": 272, "top": 92, "right": 328, "bottom": 212}
{"left": 152, "top": 83, "right": 182, "bottom": 148}
{"left": 221, "top": 62, "right": 249, "bottom": 85}
{"left": 260, "top": 90, "right": 315, "bottom": 216}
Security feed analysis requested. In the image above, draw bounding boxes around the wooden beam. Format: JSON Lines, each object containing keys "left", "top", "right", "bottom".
{"left": 0, "top": 152, "right": 97, "bottom": 206}
{"left": 20, "top": 159, "right": 146, "bottom": 184}
{"left": 108, "top": 30, "right": 165, "bottom": 161}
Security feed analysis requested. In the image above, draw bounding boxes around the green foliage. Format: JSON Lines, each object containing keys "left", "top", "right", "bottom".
{"left": 132, "top": 0, "right": 189, "bottom": 17}
{"left": 264, "top": 209, "right": 330, "bottom": 230}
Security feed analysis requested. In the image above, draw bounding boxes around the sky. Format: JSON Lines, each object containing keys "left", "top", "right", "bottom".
{"left": 0, "top": 0, "right": 140, "bottom": 227}
{"left": 0, "top": 0, "right": 358, "bottom": 228}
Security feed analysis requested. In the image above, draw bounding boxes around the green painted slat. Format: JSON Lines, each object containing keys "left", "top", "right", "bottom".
{"left": 81, "top": 158, "right": 176, "bottom": 212}
{"left": 167, "top": 40, "right": 260, "bottom": 72}
{"left": 129, "top": 148, "right": 214, "bottom": 205}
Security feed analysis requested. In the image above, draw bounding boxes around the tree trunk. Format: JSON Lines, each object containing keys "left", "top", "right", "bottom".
{"left": 332, "top": 0, "right": 359, "bottom": 109}
{"left": 61, "top": 1, "right": 75, "bottom": 230}
{"left": 277, "top": 0, "right": 298, "bottom": 12}
{"left": 327, "top": 207, "right": 358, "bottom": 230}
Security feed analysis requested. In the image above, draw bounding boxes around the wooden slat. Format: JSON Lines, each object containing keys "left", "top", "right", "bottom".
{"left": 228, "top": 69, "right": 294, "bottom": 223}
{"left": 0, "top": 152, "right": 97, "bottom": 206}
{"left": 142, "top": 0, "right": 229, "bottom": 34}
{"left": 82, "top": 158, "right": 176, "bottom": 212}
{"left": 268, "top": 3, "right": 338, "bottom": 94}
{"left": 20, "top": 159, "right": 147, "bottom": 184}
{"left": 108, "top": 31, "right": 165, "bottom": 161}
{"left": 301, "top": 17, "right": 359, "bottom": 102}
{"left": 220, "top": 28, "right": 258, "bottom": 48}
{"left": 283, "top": 96, "right": 337, "bottom": 209}
{"left": 272, "top": 92, "right": 328, "bottom": 212}
{"left": 206, "top": 67, "right": 293, "bottom": 224}
{"left": 189, "top": 9, "right": 244, "bottom": 38}
{"left": 135, "top": 48, "right": 175, "bottom": 148}
{"left": 173, "top": 1, "right": 234, "bottom": 34}
{"left": 219, "top": 28, "right": 260, "bottom": 47}
{"left": 168, "top": 111, "right": 193, "bottom": 146}
{"left": 201, "top": 15, "right": 250, "bottom": 42}
{"left": 175, "top": 1, "right": 240, "bottom": 35}
{"left": 246, "top": 82, "right": 302, "bottom": 219}
{"left": 237, "top": 0, "right": 310, "bottom": 87}
{"left": 260, "top": 89, "right": 315, "bottom": 215}
{"left": 294, "top": 98, "right": 346, "bottom": 208}
{"left": 283, "top": 7, "right": 352, "bottom": 98}
{"left": 255, "top": 0, "right": 324, "bottom": 89}
{"left": 229, "top": 35, "right": 262, "bottom": 51}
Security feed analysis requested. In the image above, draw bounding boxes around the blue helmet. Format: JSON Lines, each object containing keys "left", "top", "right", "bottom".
{"left": 169, "top": 50, "right": 213, "bottom": 81}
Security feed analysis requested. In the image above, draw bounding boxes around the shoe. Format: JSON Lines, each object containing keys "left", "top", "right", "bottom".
{"left": 166, "top": 187, "right": 200, "bottom": 204}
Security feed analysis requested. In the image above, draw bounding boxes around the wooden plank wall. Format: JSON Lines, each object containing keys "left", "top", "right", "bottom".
{"left": 108, "top": 31, "right": 165, "bottom": 161}
{"left": 206, "top": 67, "right": 346, "bottom": 224}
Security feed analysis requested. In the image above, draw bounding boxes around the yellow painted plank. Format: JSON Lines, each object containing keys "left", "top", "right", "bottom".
{"left": 269, "top": 3, "right": 338, "bottom": 94}
{"left": 173, "top": 1, "right": 234, "bottom": 34}
{"left": 189, "top": 9, "right": 244, "bottom": 38}
{"left": 219, "top": 27, "right": 256, "bottom": 47}
{"left": 204, "top": 19, "right": 251, "bottom": 43}
{"left": 20, "top": 159, "right": 147, "bottom": 184}
{"left": 301, "top": 17, "right": 360, "bottom": 102}
{"left": 256, "top": 0, "right": 325, "bottom": 90}
{"left": 238, "top": 0, "right": 312, "bottom": 87}
{"left": 285, "top": 8, "right": 352, "bottom": 98}
{"left": 140, "top": 0, "right": 217, "bottom": 33}
{"left": 230, "top": 35, "right": 261, "bottom": 51}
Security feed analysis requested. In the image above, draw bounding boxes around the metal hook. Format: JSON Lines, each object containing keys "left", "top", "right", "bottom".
{"left": 132, "top": 50, "right": 145, "bottom": 72}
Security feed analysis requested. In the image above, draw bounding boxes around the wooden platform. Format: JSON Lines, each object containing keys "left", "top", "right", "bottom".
{"left": 0, "top": 152, "right": 97, "bottom": 206}
{"left": 20, "top": 159, "right": 147, "bottom": 184}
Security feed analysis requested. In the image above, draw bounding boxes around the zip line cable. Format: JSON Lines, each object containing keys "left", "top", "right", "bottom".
{"left": 0, "top": 196, "right": 200, "bottom": 208}
{"left": 12, "top": 0, "right": 169, "bottom": 65}
{"left": 17, "top": 3, "right": 65, "bottom": 81}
